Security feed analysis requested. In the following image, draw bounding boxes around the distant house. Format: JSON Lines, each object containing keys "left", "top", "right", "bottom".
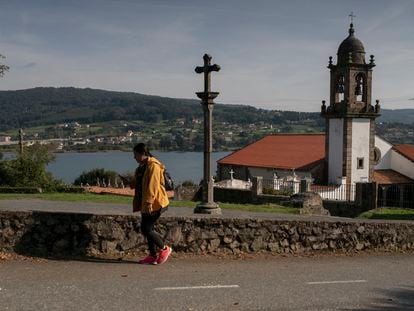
{"left": 0, "top": 135, "right": 12, "bottom": 142}
{"left": 69, "top": 122, "right": 81, "bottom": 129}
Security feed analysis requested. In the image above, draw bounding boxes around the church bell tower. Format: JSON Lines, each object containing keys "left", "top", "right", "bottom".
{"left": 321, "top": 22, "right": 381, "bottom": 185}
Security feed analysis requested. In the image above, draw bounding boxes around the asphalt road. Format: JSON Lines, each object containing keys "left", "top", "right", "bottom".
{"left": 1, "top": 253, "right": 414, "bottom": 311}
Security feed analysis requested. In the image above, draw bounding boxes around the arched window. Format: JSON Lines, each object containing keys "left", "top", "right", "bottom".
{"left": 336, "top": 75, "right": 345, "bottom": 102}
{"left": 355, "top": 74, "right": 365, "bottom": 102}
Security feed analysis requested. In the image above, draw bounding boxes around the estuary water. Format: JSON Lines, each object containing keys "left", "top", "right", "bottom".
{"left": 45, "top": 151, "right": 231, "bottom": 184}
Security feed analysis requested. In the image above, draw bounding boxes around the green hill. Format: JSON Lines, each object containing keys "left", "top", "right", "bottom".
{"left": 0, "top": 87, "right": 323, "bottom": 131}
{"left": 378, "top": 108, "right": 414, "bottom": 124}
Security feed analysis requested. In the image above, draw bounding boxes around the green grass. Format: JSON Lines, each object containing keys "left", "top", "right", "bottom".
{"left": 0, "top": 193, "right": 133, "bottom": 204}
{"left": 169, "top": 200, "right": 298, "bottom": 214}
{"left": 358, "top": 208, "right": 414, "bottom": 220}
{"left": 0, "top": 193, "right": 297, "bottom": 214}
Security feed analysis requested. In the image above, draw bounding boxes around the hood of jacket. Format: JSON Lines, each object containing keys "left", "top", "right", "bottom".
{"left": 147, "top": 156, "right": 165, "bottom": 170}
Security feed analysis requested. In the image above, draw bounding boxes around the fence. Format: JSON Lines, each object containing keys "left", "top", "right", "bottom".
{"left": 311, "top": 183, "right": 356, "bottom": 202}
{"left": 261, "top": 178, "right": 356, "bottom": 202}
{"left": 377, "top": 183, "right": 414, "bottom": 209}
{"left": 262, "top": 179, "right": 300, "bottom": 196}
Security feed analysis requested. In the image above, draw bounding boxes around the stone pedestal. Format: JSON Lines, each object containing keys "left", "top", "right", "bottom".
{"left": 194, "top": 202, "right": 222, "bottom": 215}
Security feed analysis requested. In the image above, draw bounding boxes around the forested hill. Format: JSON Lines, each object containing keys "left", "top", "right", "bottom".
{"left": 0, "top": 87, "right": 323, "bottom": 131}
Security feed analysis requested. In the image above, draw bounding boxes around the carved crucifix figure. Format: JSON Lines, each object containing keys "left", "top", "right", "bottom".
{"left": 194, "top": 54, "right": 222, "bottom": 215}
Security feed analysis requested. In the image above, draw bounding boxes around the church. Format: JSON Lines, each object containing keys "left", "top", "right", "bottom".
{"left": 217, "top": 22, "right": 414, "bottom": 187}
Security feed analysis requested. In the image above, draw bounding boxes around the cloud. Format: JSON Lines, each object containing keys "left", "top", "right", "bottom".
{"left": 22, "top": 62, "right": 36, "bottom": 68}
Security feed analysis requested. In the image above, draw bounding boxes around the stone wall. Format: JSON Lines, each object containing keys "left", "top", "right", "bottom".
{"left": 1, "top": 211, "right": 414, "bottom": 258}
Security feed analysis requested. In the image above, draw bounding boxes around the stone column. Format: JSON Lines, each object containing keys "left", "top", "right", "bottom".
{"left": 252, "top": 176, "right": 263, "bottom": 196}
{"left": 194, "top": 54, "right": 221, "bottom": 215}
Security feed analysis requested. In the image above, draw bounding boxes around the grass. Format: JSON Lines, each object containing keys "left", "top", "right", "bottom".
{"left": 169, "top": 200, "right": 298, "bottom": 214}
{"left": 0, "top": 193, "right": 298, "bottom": 214}
{"left": 0, "top": 193, "right": 133, "bottom": 204}
{"left": 358, "top": 208, "right": 414, "bottom": 221}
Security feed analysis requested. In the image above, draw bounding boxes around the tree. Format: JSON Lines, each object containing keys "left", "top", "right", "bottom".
{"left": 0, "top": 54, "right": 9, "bottom": 77}
{"left": 0, "top": 143, "right": 59, "bottom": 190}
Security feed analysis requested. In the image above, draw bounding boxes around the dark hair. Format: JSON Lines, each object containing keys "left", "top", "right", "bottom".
{"left": 133, "top": 143, "right": 153, "bottom": 157}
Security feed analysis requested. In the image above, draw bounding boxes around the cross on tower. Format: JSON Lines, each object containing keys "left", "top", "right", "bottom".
{"left": 349, "top": 12, "right": 356, "bottom": 24}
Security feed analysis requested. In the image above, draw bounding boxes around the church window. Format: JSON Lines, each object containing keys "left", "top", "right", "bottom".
{"left": 357, "top": 157, "right": 364, "bottom": 169}
{"left": 336, "top": 75, "right": 345, "bottom": 102}
{"left": 355, "top": 74, "right": 365, "bottom": 102}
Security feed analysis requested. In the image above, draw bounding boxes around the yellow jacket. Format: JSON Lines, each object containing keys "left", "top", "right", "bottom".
{"left": 139, "top": 157, "right": 169, "bottom": 214}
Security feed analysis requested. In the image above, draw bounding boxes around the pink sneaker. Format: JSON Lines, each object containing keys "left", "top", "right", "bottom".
{"left": 138, "top": 254, "right": 158, "bottom": 265}
{"left": 157, "top": 246, "right": 172, "bottom": 265}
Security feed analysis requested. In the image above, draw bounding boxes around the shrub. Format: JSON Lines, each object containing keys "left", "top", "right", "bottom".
{"left": 181, "top": 180, "right": 196, "bottom": 187}
{"left": 262, "top": 187, "right": 294, "bottom": 196}
{"left": 0, "top": 187, "right": 42, "bottom": 193}
{"left": 54, "top": 186, "right": 86, "bottom": 193}
{"left": 0, "top": 144, "right": 61, "bottom": 191}
{"left": 74, "top": 168, "right": 119, "bottom": 186}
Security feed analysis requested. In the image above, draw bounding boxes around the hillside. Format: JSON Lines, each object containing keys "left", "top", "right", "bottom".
{"left": 0, "top": 87, "right": 412, "bottom": 150}
{"left": 378, "top": 108, "right": 414, "bottom": 124}
{"left": 0, "top": 87, "right": 322, "bottom": 131}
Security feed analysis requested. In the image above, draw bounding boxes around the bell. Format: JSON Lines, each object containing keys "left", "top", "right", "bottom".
{"left": 336, "top": 84, "right": 344, "bottom": 93}
{"left": 355, "top": 84, "right": 362, "bottom": 96}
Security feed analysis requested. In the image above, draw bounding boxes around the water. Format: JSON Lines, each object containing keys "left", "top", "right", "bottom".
{"left": 45, "top": 151, "right": 231, "bottom": 184}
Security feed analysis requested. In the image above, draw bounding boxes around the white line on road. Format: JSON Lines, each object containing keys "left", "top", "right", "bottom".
{"left": 306, "top": 280, "right": 367, "bottom": 285}
{"left": 154, "top": 285, "right": 240, "bottom": 291}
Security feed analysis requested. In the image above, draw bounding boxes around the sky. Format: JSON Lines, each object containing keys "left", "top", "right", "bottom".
{"left": 0, "top": 0, "right": 413, "bottom": 112}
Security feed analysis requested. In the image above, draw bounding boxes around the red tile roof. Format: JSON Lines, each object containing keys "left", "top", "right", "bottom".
{"left": 373, "top": 170, "right": 413, "bottom": 184}
{"left": 218, "top": 134, "right": 325, "bottom": 170}
{"left": 393, "top": 144, "right": 414, "bottom": 162}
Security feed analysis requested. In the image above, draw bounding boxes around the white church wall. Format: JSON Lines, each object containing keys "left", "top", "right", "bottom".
{"left": 391, "top": 150, "right": 414, "bottom": 180}
{"left": 375, "top": 136, "right": 393, "bottom": 170}
{"left": 328, "top": 119, "right": 344, "bottom": 184}
{"left": 351, "top": 119, "right": 370, "bottom": 183}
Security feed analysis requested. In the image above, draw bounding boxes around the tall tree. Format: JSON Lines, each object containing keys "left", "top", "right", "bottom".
{"left": 0, "top": 54, "right": 9, "bottom": 77}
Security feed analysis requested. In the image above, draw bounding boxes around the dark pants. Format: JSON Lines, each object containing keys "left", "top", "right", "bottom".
{"left": 141, "top": 210, "right": 164, "bottom": 257}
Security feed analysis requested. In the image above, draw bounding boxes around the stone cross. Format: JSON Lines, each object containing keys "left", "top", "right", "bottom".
{"left": 229, "top": 169, "right": 234, "bottom": 180}
{"left": 194, "top": 54, "right": 222, "bottom": 215}
{"left": 195, "top": 54, "right": 220, "bottom": 96}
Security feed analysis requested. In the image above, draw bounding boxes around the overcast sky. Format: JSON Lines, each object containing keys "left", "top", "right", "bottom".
{"left": 0, "top": 0, "right": 413, "bottom": 111}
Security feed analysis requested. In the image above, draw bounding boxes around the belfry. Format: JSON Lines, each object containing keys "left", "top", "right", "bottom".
{"left": 321, "top": 22, "right": 381, "bottom": 185}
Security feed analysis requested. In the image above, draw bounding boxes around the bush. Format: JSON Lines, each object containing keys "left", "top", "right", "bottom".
{"left": 0, "top": 186, "right": 42, "bottom": 193}
{"left": 54, "top": 186, "right": 86, "bottom": 193}
{"left": 181, "top": 180, "right": 196, "bottom": 187}
{"left": 262, "top": 187, "right": 294, "bottom": 196}
{"left": 74, "top": 168, "right": 119, "bottom": 186}
{"left": 0, "top": 144, "right": 61, "bottom": 191}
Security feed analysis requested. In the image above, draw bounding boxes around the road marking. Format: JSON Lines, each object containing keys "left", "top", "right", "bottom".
{"left": 154, "top": 285, "right": 240, "bottom": 291}
{"left": 306, "top": 280, "right": 367, "bottom": 285}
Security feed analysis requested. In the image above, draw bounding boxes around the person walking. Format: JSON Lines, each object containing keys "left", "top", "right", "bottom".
{"left": 132, "top": 143, "right": 172, "bottom": 265}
